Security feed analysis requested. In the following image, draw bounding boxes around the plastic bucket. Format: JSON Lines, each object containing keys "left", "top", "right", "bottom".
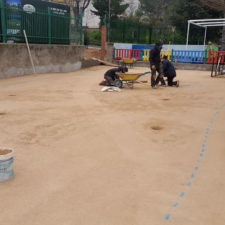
{"left": 0, "top": 148, "right": 14, "bottom": 182}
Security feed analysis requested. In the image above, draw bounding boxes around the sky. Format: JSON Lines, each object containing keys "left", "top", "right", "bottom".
{"left": 83, "top": 0, "right": 139, "bottom": 27}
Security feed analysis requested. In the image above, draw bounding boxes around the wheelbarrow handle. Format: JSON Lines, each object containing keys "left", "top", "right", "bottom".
{"left": 139, "top": 71, "right": 151, "bottom": 77}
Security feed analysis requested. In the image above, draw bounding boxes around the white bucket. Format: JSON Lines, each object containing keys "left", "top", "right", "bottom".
{"left": 0, "top": 148, "right": 14, "bottom": 182}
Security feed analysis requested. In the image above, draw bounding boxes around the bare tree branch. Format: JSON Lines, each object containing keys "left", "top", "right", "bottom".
{"left": 199, "top": 0, "right": 224, "bottom": 12}
{"left": 51, "top": 0, "right": 91, "bottom": 14}
{"left": 82, "top": 0, "right": 91, "bottom": 10}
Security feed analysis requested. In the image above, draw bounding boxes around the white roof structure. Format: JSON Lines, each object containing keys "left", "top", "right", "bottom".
{"left": 186, "top": 19, "right": 225, "bottom": 49}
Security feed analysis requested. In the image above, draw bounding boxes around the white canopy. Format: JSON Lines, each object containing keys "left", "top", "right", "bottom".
{"left": 186, "top": 19, "right": 225, "bottom": 50}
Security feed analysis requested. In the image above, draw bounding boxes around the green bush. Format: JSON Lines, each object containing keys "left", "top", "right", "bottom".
{"left": 84, "top": 30, "right": 101, "bottom": 46}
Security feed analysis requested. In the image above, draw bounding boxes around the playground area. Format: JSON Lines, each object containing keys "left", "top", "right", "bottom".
{"left": 0, "top": 66, "right": 225, "bottom": 225}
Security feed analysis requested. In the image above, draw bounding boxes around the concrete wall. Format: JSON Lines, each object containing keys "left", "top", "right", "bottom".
{"left": 0, "top": 43, "right": 86, "bottom": 78}
{"left": 173, "top": 62, "right": 212, "bottom": 71}
{"left": 104, "top": 43, "right": 114, "bottom": 63}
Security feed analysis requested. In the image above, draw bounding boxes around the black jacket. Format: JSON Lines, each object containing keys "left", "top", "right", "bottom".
{"left": 104, "top": 67, "right": 123, "bottom": 79}
{"left": 149, "top": 45, "right": 162, "bottom": 65}
{"left": 162, "top": 60, "right": 176, "bottom": 77}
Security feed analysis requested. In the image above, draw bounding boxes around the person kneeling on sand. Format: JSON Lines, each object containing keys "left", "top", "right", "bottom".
{"left": 99, "top": 66, "right": 128, "bottom": 86}
{"left": 162, "top": 55, "right": 179, "bottom": 87}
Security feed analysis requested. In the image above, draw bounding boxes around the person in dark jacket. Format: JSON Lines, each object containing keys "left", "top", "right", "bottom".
{"left": 104, "top": 66, "right": 128, "bottom": 86}
{"left": 162, "top": 55, "right": 179, "bottom": 87}
{"left": 149, "top": 40, "right": 166, "bottom": 88}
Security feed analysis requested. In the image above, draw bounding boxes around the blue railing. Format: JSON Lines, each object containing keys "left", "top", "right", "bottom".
{"left": 171, "top": 50, "right": 205, "bottom": 63}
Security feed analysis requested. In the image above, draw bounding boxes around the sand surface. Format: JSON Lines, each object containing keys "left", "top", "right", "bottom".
{"left": 0, "top": 66, "right": 224, "bottom": 225}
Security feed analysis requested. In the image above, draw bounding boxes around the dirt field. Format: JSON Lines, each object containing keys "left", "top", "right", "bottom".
{"left": 0, "top": 66, "right": 225, "bottom": 225}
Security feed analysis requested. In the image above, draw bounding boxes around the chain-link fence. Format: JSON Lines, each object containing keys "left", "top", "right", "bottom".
{"left": 0, "top": 0, "right": 83, "bottom": 45}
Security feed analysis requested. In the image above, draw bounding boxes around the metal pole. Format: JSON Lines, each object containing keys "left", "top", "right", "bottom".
{"left": 80, "top": 8, "right": 83, "bottom": 45}
{"left": 203, "top": 26, "right": 207, "bottom": 50}
{"left": 186, "top": 21, "right": 190, "bottom": 50}
{"left": 23, "top": 30, "right": 36, "bottom": 74}
{"left": 108, "top": 0, "right": 111, "bottom": 42}
{"left": 48, "top": 8, "right": 52, "bottom": 44}
{"left": 0, "top": 0, "right": 7, "bottom": 43}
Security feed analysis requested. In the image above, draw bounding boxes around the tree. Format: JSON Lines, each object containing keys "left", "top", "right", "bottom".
{"left": 125, "top": 0, "right": 138, "bottom": 17}
{"left": 91, "top": 0, "right": 129, "bottom": 25}
{"left": 52, "top": 0, "right": 91, "bottom": 17}
{"left": 137, "top": 0, "right": 172, "bottom": 26}
{"left": 199, "top": 0, "right": 224, "bottom": 10}
{"left": 199, "top": 0, "right": 225, "bottom": 49}
{"left": 52, "top": 0, "right": 91, "bottom": 43}
{"left": 136, "top": 0, "right": 223, "bottom": 44}
{"left": 68, "top": 0, "right": 91, "bottom": 16}
{"left": 170, "top": 0, "right": 222, "bottom": 44}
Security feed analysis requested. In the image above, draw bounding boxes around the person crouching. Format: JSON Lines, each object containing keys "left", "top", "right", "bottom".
{"left": 104, "top": 66, "right": 128, "bottom": 86}
{"left": 162, "top": 55, "right": 179, "bottom": 87}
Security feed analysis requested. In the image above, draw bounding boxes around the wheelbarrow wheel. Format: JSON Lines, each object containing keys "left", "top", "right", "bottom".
{"left": 114, "top": 79, "right": 123, "bottom": 88}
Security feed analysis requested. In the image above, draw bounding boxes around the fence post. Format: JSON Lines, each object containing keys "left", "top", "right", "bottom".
{"left": 148, "top": 27, "right": 152, "bottom": 44}
{"left": 207, "top": 50, "right": 212, "bottom": 64}
{"left": 122, "top": 18, "right": 125, "bottom": 43}
{"left": 137, "top": 49, "right": 140, "bottom": 60}
{"left": 137, "top": 23, "right": 140, "bottom": 43}
{"left": 140, "top": 49, "right": 144, "bottom": 61}
{"left": 203, "top": 49, "right": 207, "bottom": 64}
{"left": 0, "top": 0, "right": 7, "bottom": 43}
{"left": 48, "top": 8, "right": 52, "bottom": 44}
{"left": 101, "top": 25, "right": 107, "bottom": 59}
{"left": 128, "top": 49, "right": 131, "bottom": 58}
{"left": 171, "top": 49, "right": 173, "bottom": 62}
{"left": 80, "top": 9, "right": 83, "bottom": 45}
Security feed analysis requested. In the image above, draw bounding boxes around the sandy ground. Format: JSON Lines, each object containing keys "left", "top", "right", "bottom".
{"left": 84, "top": 48, "right": 102, "bottom": 59}
{"left": 0, "top": 66, "right": 225, "bottom": 225}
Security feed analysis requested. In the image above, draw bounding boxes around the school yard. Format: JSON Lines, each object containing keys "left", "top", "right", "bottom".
{"left": 0, "top": 66, "right": 225, "bottom": 225}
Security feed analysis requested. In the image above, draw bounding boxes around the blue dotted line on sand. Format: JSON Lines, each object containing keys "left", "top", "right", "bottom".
{"left": 164, "top": 102, "right": 225, "bottom": 222}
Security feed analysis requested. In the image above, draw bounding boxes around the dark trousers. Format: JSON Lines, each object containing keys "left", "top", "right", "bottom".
{"left": 151, "top": 64, "right": 166, "bottom": 87}
{"left": 104, "top": 75, "right": 114, "bottom": 86}
{"left": 104, "top": 75, "right": 119, "bottom": 86}
{"left": 167, "top": 75, "right": 177, "bottom": 86}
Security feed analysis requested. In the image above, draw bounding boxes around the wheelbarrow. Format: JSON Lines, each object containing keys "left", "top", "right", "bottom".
{"left": 122, "top": 58, "right": 137, "bottom": 68}
{"left": 114, "top": 72, "right": 151, "bottom": 88}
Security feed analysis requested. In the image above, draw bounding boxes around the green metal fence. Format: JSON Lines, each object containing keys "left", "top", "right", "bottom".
{"left": 109, "top": 18, "right": 176, "bottom": 44}
{"left": 109, "top": 18, "right": 151, "bottom": 44}
{"left": 84, "top": 29, "right": 101, "bottom": 46}
{"left": 0, "top": 1, "right": 83, "bottom": 45}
